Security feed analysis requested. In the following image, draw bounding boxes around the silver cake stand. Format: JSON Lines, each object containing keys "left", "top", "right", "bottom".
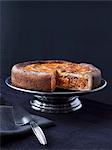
{"left": 5, "top": 77, "right": 107, "bottom": 113}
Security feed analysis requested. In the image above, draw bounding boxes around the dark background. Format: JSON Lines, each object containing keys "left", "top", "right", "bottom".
{"left": 1, "top": 1, "right": 112, "bottom": 104}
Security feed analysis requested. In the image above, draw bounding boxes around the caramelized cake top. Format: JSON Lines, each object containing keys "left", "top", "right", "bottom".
{"left": 24, "top": 62, "right": 92, "bottom": 74}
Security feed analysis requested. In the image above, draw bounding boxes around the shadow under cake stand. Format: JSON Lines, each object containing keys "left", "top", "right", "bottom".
{"left": 5, "top": 77, "right": 107, "bottom": 113}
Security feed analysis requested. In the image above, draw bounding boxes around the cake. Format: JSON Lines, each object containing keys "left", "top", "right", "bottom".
{"left": 11, "top": 60, "right": 102, "bottom": 91}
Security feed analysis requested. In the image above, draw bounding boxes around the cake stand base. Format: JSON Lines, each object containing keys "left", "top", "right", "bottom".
{"left": 5, "top": 77, "right": 107, "bottom": 114}
{"left": 30, "top": 95, "right": 82, "bottom": 113}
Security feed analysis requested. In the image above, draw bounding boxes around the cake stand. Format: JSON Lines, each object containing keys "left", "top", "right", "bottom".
{"left": 5, "top": 77, "right": 107, "bottom": 113}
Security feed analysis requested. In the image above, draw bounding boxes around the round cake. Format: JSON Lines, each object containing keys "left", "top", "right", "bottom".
{"left": 11, "top": 60, "right": 102, "bottom": 91}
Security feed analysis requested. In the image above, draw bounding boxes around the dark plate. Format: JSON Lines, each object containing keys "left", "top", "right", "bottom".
{"left": 5, "top": 77, "right": 107, "bottom": 96}
{"left": 0, "top": 114, "right": 53, "bottom": 136}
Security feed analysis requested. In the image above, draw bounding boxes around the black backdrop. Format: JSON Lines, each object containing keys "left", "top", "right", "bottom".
{"left": 1, "top": 1, "right": 112, "bottom": 104}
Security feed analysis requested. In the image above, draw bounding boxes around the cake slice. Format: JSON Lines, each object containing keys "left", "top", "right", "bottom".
{"left": 57, "top": 63, "right": 101, "bottom": 91}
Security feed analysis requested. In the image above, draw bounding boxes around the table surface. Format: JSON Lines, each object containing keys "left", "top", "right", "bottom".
{"left": 1, "top": 79, "right": 112, "bottom": 150}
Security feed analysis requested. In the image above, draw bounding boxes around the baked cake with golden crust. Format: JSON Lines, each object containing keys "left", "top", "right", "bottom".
{"left": 11, "top": 60, "right": 101, "bottom": 91}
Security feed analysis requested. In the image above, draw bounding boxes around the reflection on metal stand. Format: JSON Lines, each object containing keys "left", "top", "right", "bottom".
{"left": 30, "top": 95, "right": 82, "bottom": 113}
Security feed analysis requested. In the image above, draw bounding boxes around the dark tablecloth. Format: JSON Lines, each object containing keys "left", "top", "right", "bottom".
{"left": 1, "top": 78, "right": 112, "bottom": 150}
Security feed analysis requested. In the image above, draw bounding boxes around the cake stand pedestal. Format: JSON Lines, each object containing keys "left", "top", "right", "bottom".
{"left": 5, "top": 77, "right": 107, "bottom": 113}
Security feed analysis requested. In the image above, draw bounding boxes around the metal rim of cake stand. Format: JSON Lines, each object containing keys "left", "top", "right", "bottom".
{"left": 5, "top": 77, "right": 107, "bottom": 113}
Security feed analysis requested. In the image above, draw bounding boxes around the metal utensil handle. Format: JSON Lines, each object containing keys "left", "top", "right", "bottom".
{"left": 30, "top": 120, "right": 47, "bottom": 145}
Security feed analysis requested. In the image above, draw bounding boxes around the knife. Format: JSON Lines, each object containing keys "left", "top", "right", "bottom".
{"left": 12, "top": 104, "right": 47, "bottom": 145}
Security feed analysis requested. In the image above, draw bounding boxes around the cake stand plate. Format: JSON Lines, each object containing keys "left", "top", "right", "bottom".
{"left": 5, "top": 77, "right": 107, "bottom": 113}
